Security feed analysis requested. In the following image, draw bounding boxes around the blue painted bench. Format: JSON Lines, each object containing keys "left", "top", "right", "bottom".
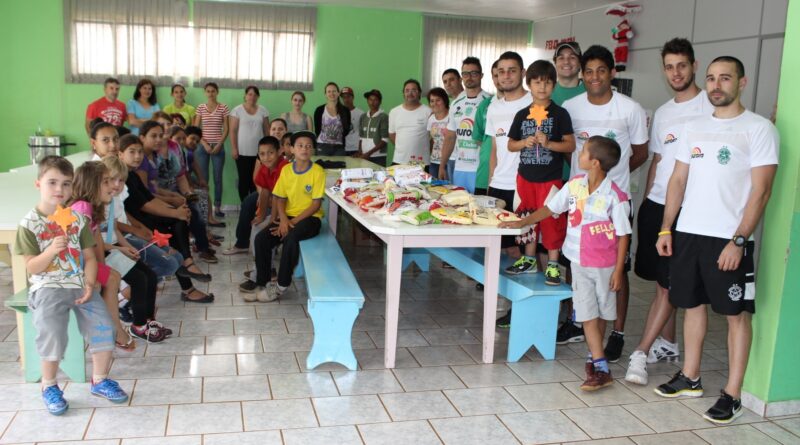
{"left": 405, "top": 248, "right": 572, "bottom": 361}
{"left": 297, "top": 226, "right": 365, "bottom": 371}
{"left": 4, "top": 287, "right": 87, "bottom": 383}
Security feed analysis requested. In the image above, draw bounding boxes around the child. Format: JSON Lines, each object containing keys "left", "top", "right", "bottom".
{"left": 505, "top": 60, "right": 575, "bottom": 284}
{"left": 90, "top": 122, "right": 121, "bottom": 159}
{"left": 14, "top": 156, "right": 128, "bottom": 415}
{"left": 280, "top": 132, "right": 293, "bottom": 161}
{"left": 501, "top": 136, "right": 631, "bottom": 391}
{"left": 183, "top": 126, "right": 225, "bottom": 227}
{"left": 244, "top": 130, "right": 324, "bottom": 302}
{"left": 163, "top": 83, "right": 196, "bottom": 126}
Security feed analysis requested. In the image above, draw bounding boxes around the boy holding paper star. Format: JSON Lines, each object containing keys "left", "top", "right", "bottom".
{"left": 504, "top": 60, "right": 575, "bottom": 284}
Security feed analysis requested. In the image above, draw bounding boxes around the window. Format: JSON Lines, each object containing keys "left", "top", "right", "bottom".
{"left": 423, "top": 15, "right": 531, "bottom": 93}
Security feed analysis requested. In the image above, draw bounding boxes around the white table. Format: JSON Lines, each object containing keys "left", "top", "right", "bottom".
{"left": 325, "top": 189, "right": 522, "bottom": 368}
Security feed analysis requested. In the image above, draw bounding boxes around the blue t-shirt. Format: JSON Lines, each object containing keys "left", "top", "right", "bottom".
{"left": 127, "top": 100, "right": 161, "bottom": 135}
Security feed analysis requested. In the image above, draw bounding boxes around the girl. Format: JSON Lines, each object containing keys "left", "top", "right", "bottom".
{"left": 127, "top": 78, "right": 160, "bottom": 136}
{"left": 192, "top": 82, "right": 230, "bottom": 217}
{"left": 163, "top": 83, "right": 196, "bottom": 126}
{"left": 90, "top": 122, "right": 121, "bottom": 159}
{"left": 280, "top": 91, "right": 313, "bottom": 133}
{"left": 427, "top": 88, "right": 450, "bottom": 178}
{"left": 280, "top": 132, "right": 293, "bottom": 161}
{"left": 70, "top": 162, "right": 170, "bottom": 344}
{"left": 230, "top": 85, "right": 270, "bottom": 201}
{"left": 269, "top": 118, "right": 288, "bottom": 141}
{"left": 313, "top": 82, "right": 351, "bottom": 156}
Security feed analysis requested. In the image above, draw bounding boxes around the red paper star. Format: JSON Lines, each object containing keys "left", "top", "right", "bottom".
{"left": 152, "top": 230, "right": 172, "bottom": 247}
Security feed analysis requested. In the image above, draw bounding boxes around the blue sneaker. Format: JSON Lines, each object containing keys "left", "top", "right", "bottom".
{"left": 90, "top": 379, "right": 129, "bottom": 403}
{"left": 42, "top": 385, "right": 68, "bottom": 415}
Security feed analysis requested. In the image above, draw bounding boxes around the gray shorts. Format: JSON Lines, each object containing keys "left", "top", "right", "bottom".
{"left": 28, "top": 287, "right": 114, "bottom": 361}
{"left": 571, "top": 263, "right": 617, "bottom": 322}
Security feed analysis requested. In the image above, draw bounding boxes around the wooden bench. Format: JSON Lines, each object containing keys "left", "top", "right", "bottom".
{"left": 4, "top": 287, "right": 87, "bottom": 383}
{"left": 297, "top": 226, "right": 365, "bottom": 371}
{"left": 405, "top": 248, "right": 572, "bottom": 361}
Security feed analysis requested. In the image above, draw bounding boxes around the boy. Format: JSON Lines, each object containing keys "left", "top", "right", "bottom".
{"left": 14, "top": 156, "right": 128, "bottom": 415}
{"left": 501, "top": 136, "right": 631, "bottom": 390}
{"left": 505, "top": 60, "right": 575, "bottom": 284}
{"left": 246, "top": 130, "right": 325, "bottom": 302}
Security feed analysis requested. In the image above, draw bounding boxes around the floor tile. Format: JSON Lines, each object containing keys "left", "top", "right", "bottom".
{"left": 204, "top": 375, "right": 271, "bottom": 402}
{"left": 366, "top": 330, "right": 430, "bottom": 348}
{"left": 563, "top": 379, "right": 646, "bottom": 407}
{"left": 443, "top": 387, "right": 524, "bottom": 416}
{"left": 429, "top": 415, "right": 518, "bottom": 445}
{"left": 450, "top": 364, "right": 524, "bottom": 388}
{"left": 168, "top": 402, "right": 243, "bottom": 435}
{"left": 86, "top": 405, "right": 168, "bottom": 439}
{"left": 505, "top": 382, "right": 586, "bottom": 411}
{"left": 332, "top": 370, "right": 404, "bottom": 395}
{"left": 355, "top": 348, "right": 420, "bottom": 369}
{"left": 393, "top": 366, "right": 465, "bottom": 391}
{"left": 693, "top": 424, "right": 782, "bottom": 444}
{"left": 144, "top": 336, "right": 206, "bottom": 356}
{"left": 237, "top": 352, "right": 299, "bottom": 374}
{"left": 314, "top": 394, "right": 390, "bottom": 426}
{"left": 207, "top": 305, "right": 256, "bottom": 320}
{"left": 752, "top": 422, "right": 800, "bottom": 444}
{"left": 269, "top": 371, "right": 339, "bottom": 399}
{"left": 206, "top": 335, "right": 263, "bottom": 354}
{"left": 380, "top": 390, "right": 459, "bottom": 421}
{"left": 180, "top": 320, "right": 235, "bottom": 336}
{"left": 109, "top": 356, "right": 176, "bottom": 379}
{"left": 358, "top": 420, "right": 442, "bottom": 445}
{"left": 285, "top": 318, "right": 313, "bottom": 333}
{"left": 0, "top": 406, "right": 89, "bottom": 443}
{"left": 506, "top": 360, "right": 582, "bottom": 384}
{"left": 256, "top": 304, "right": 307, "bottom": 319}
{"left": 407, "top": 345, "right": 475, "bottom": 366}
{"left": 156, "top": 307, "right": 207, "bottom": 321}
{"left": 122, "top": 436, "right": 201, "bottom": 445}
{"left": 131, "top": 377, "right": 202, "bottom": 405}
{"left": 233, "top": 319, "right": 287, "bottom": 335}
{"left": 623, "top": 400, "right": 714, "bottom": 432}
{"left": 500, "top": 410, "right": 591, "bottom": 444}
{"left": 174, "top": 354, "right": 237, "bottom": 377}
{"left": 282, "top": 425, "right": 363, "bottom": 445}
{"left": 261, "top": 333, "right": 313, "bottom": 352}
{"left": 203, "top": 430, "right": 283, "bottom": 445}
{"left": 630, "top": 430, "right": 710, "bottom": 445}
{"left": 774, "top": 417, "right": 800, "bottom": 437}
{"left": 242, "top": 398, "right": 318, "bottom": 430}
{"left": 563, "top": 405, "right": 654, "bottom": 439}
{"left": 0, "top": 383, "right": 42, "bottom": 411}
{"left": 418, "top": 327, "right": 479, "bottom": 345}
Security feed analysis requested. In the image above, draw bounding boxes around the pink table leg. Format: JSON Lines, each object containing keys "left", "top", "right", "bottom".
{"left": 328, "top": 197, "right": 339, "bottom": 235}
{"left": 383, "top": 235, "right": 404, "bottom": 368}
{"left": 482, "top": 238, "right": 501, "bottom": 363}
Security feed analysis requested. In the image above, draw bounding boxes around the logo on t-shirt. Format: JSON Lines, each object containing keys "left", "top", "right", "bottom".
{"left": 717, "top": 146, "right": 731, "bottom": 165}
{"left": 495, "top": 128, "right": 507, "bottom": 137}
{"left": 604, "top": 130, "right": 617, "bottom": 141}
{"left": 453, "top": 106, "right": 463, "bottom": 118}
{"left": 690, "top": 147, "right": 704, "bottom": 159}
{"left": 664, "top": 134, "right": 677, "bottom": 144}
{"left": 456, "top": 119, "right": 474, "bottom": 138}
{"left": 577, "top": 131, "right": 590, "bottom": 141}
{"left": 305, "top": 184, "right": 312, "bottom": 193}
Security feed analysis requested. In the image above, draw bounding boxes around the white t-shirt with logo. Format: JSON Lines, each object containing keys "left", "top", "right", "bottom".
{"left": 447, "top": 90, "right": 491, "bottom": 173}
{"left": 345, "top": 107, "right": 365, "bottom": 152}
{"left": 485, "top": 93, "right": 533, "bottom": 190}
{"left": 563, "top": 92, "right": 649, "bottom": 199}
{"left": 648, "top": 91, "right": 713, "bottom": 205}
{"left": 389, "top": 104, "right": 432, "bottom": 164}
{"left": 675, "top": 110, "right": 779, "bottom": 240}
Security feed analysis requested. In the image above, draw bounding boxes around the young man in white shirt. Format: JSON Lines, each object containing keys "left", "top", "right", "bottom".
{"left": 341, "top": 87, "right": 365, "bottom": 155}
{"left": 389, "top": 79, "right": 432, "bottom": 165}
{"left": 562, "top": 45, "right": 649, "bottom": 362}
{"left": 625, "top": 38, "right": 714, "bottom": 386}
{"left": 653, "top": 56, "right": 778, "bottom": 425}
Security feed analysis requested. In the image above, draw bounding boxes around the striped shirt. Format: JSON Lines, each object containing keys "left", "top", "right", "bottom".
{"left": 196, "top": 103, "right": 230, "bottom": 144}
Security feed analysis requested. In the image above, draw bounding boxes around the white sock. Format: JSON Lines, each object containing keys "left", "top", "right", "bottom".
{"left": 42, "top": 378, "right": 57, "bottom": 389}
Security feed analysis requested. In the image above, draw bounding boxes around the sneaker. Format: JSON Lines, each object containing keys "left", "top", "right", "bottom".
{"left": 128, "top": 323, "right": 167, "bottom": 343}
{"left": 505, "top": 257, "right": 537, "bottom": 275}
{"left": 580, "top": 370, "right": 614, "bottom": 391}
{"left": 42, "top": 385, "right": 68, "bottom": 415}
{"left": 258, "top": 282, "right": 282, "bottom": 302}
{"left": 223, "top": 246, "right": 248, "bottom": 255}
{"left": 90, "top": 378, "right": 129, "bottom": 403}
{"left": 147, "top": 320, "right": 172, "bottom": 337}
{"left": 584, "top": 360, "right": 595, "bottom": 378}
{"left": 647, "top": 336, "right": 680, "bottom": 364}
{"left": 703, "top": 390, "right": 742, "bottom": 424}
{"left": 545, "top": 264, "right": 561, "bottom": 285}
{"left": 496, "top": 310, "right": 512, "bottom": 328}
{"left": 654, "top": 371, "right": 704, "bottom": 398}
{"left": 239, "top": 279, "right": 258, "bottom": 293}
{"left": 556, "top": 322, "right": 585, "bottom": 344}
{"left": 604, "top": 331, "right": 625, "bottom": 363}
{"left": 624, "top": 350, "right": 648, "bottom": 385}
{"left": 118, "top": 302, "right": 133, "bottom": 324}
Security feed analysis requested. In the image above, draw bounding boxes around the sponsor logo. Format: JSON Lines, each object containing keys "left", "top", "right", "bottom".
{"left": 453, "top": 106, "right": 463, "bottom": 118}
{"left": 305, "top": 184, "right": 312, "bottom": 193}
{"left": 690, "top": 147, "right": 704, "bottom": 159}
{"left": 577, "top": 131, "right": 590, "bottom": 141}
{"left": 456, "top": 118, "right": 474, "bottom": 137}
{"left": 495, "top": 128, "right": 507, "bottom": 137}
{"left": 604, "top": 130, "right": 617, "bottom": 141}
{"left": 717, "top": 146, "right": 731, "bottom": 165}
{"left": 728, "top": 283, "right": 743, "bottom": 301}
{"left": 664, "top": 133, "right": 677, "bottom": 144}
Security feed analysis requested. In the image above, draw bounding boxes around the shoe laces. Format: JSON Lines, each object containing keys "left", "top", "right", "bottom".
{"left": 42, "top": 385, "right": 64, "bottom": 404}
{"left": 545, "top": 264, "right": 559, "bottom": 276}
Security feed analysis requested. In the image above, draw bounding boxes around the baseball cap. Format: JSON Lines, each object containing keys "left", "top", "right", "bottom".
{"left": 290, "top": 130, "right": 317, "bottom": 148}
{"left": 341, "top": 87, "right": 354, "bottom": 96}
{"left": 554, "top": 41, "right": 582, "bottom": 59}
{"left": 363, "top": 89, "right": 382, "bottom": 101}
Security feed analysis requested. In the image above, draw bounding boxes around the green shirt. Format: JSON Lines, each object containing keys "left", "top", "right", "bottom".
{"left": 472, "top": 95, "right": 497, "bottom": 190}
{"left": 163, "top": 103, "right": 197, "bottom": 125}
{"left": 552, "top": 82, "right": 586, "bottom": 106}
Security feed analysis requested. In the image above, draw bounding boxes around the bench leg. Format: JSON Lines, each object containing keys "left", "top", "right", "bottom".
{"left": 307, "top": 301, "right": 360, "bottom": 371}
{"left": 400, "top": 248, "right": 429, "bottom": 272}
{"left": 507, "top": 296, "right": 563, "bottom": 362}
{"left": 22, "top": 311, "right": 86, "bottom": 383}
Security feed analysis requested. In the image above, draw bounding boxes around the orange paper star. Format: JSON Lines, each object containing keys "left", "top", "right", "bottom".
{"left": 526, "top": 104, "right": 549, "bottom": 126}
{"left": 152, "top": 230, "right": 172, "bottom": 247}
{"left": 47, "top": 205, "right": 77, "bottom": 236}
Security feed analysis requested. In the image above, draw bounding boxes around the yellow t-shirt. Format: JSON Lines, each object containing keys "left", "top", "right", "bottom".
{"left": 163, "top": 103, "right": 196, "bottom": 125}
{"left": 272, "top": 162, "right": 326, "bottom": 219}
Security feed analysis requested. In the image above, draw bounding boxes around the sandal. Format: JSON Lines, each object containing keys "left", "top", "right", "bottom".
{"left": 115, "top": 333, "right": 137, "bottom": 351}
{"left": 181, "top": 288, "right": 215, "bottom": 303}
{"left": 176, "top": 260, "right": 212, "bottom": 282}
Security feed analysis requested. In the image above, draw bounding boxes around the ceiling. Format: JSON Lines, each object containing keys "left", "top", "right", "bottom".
{"left": 270, "top": 0, "right": 617, "bottom": 21}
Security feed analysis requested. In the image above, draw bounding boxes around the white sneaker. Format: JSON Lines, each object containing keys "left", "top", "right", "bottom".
{"left": 647, "top": 336, "right": 680, "bottom": 364}
{"left": 258, "top": 283, "right": 281, "bottom": 302}
{"left": 625, "top": 350, "right": 648, "bottom": 385}
{"left": 243, "top": 289, "right": 259, "bottom": 303}
{"left": 222, "top": 246, "right": 248, "bottom": 255}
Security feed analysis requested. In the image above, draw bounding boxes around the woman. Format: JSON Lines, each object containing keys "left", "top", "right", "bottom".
{"left": 280, "top": 91, "right": 313, "bottom": 133}
{"left": 193, "top": 82, "right": 230, "bottom": 218}
{"left": 230, "top": 85, "right": 270, "bottom": 201}
{"left": 313, "top": 82, "right": 351, "bottom": 156}
{"left": 426, "top": 88, "right": 450, "bottom": 177}
{"left": 127, "top": 78, "right": 160, "bottom": 136}
{"left": 163, "top": 84, "right": 196, "bottom": 127}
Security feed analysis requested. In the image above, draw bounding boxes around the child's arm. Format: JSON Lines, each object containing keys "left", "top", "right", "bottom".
{"left": 253, "top": 188, "right": 272, "bottom": 225}
{"left": 271, "top": 198, "right": 291, "bottom": 238}
{"left": 488, "top": 138, "right": 497, "bottom": 185}
{"left": 93, "top": 230, "right": 106, "bottom": 266}
{"left": 23, "top": 237, "right": 67, "bottom": 275}
{"left": 499, "top": 206, "right": 553, "bottom": 229}
{"left": 191, "top": 153, "right": 208, "bottom": 187}
{"left": 142, "top": 197, "right": 191, "bottom": 221}
{"left": 610, "top": 235, "right": 630, "bottom": 291}
{"left": 176, "top": 175, "right": 193, "bottom": 195}
{"left": 288, "top": 200, "right": 322, "bottom": 227}
{"left": 507, "top": 137, "right": 532, "bottom": 152}
{"left": 76, "top": 246, "right": 98, "bottom": 304}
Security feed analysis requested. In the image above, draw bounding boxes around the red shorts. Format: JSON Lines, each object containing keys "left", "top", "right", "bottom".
{"left": 515, "top": 176, "right": 566, "bottom": 250}
{"left": 96, "top": 263, "right": 112, "bottom": 287}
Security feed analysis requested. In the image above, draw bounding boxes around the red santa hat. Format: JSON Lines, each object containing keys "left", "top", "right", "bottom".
{"left": 606, "top": 2, "right": 642, "bottom": 17}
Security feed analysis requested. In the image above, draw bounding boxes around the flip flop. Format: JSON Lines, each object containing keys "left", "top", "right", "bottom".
{"left": 115, "top": 334, "right": 137, "bottom": 351}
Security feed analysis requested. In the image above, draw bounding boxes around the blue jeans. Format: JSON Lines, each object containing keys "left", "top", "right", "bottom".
{"left": 125, "top": 235, "right": 183, "bottom": 279}
{"left": 194, "top": 145, "right": 225, "bottom": 207}
{"left": 447, "top": 159, "right": 455, "bottom": 182}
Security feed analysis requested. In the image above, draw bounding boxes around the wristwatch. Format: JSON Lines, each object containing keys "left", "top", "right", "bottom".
{"left": 732, "top": 235, "right": 746, "bottom": 247}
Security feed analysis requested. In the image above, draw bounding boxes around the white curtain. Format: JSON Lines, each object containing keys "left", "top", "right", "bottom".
{"left": 423, "top": 15, "right": 531, "bottom": 92}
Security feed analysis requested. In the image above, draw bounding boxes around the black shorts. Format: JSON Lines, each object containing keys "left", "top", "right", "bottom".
{"left": 623, "top": 200, "right": 634, "bottom": 273}
{"left": 634, "top": 198, "right": 671, "bottom": 288}
{"left": 488, "top": 187, "right": 518, "bottom": 249}
{"left": 669, "top": 232, "right": 755, "bottom": 315}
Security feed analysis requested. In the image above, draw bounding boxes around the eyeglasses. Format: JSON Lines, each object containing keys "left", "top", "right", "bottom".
{"left": 461, "top": 70, "right": 482, "bottom": 78}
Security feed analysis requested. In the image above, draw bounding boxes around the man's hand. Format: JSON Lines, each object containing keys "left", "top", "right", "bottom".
{"left": 718, "top": 242, "right": 743, "bottom": 271}
{"left": 75, "top": 286, "right": 93, "bottom": 305}
{"left": 610, "top": 269, "right": 624, "bottom": 291}
{"left": 46, "top": 236, "right": 68, "bottom": 257}
{"left": 656, "top": 234, "right": 672, "bottom": 256}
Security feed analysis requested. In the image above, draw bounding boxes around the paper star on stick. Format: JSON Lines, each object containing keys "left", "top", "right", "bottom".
{"left": 526, "top": 104, "right": 549, "bottom": 126}
{"left": 152, "top": 230, "right": 172, "bottom": 247}
{"left": 48, "top": 205, "right": 77, "bottom": 235}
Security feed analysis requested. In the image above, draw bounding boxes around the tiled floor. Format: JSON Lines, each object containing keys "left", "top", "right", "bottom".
{"left": 0, "top": 212, "right": 798, "bottom": 445}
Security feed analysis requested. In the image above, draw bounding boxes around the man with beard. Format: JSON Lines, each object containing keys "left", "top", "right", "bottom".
{"left": 652, "top": 56, "right": 778, "bottom": 425}
{"left": 389, "top": 79, "right": 432, "bottom": 165}
{"left": 439, "top": 57, "right": 491, "bottom": 192}
{"left": 85, "top": 77, "right": 127, "bottom": 134}
{"left": 442, "top": 68, "right": 464, "bottom": 100}
{"left": 625, "top": 38, "right": 713, "bottom": 386}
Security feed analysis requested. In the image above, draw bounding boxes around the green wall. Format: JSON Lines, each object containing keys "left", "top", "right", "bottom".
{"left": 0, "top": 1, "right": 423, "bottom": 205}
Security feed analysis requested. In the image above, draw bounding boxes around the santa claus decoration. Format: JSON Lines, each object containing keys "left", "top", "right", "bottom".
{"left": 606, "top": 2, "right": 642, "bottom": 71}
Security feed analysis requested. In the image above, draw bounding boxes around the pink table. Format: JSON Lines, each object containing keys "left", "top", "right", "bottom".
{"left": 325, "top": 190, "right": 522, "bottom": 368}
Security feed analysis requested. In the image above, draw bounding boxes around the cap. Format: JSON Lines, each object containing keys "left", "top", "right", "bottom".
{"left": 290, "top": 130, "right": 317, "bottom": 148}
{"left": 341, "top": 87, "right": 354, "bottom": 96}
{"left": 363, "top": 89, "right": 382, "bottom": 101}
{"left": 554, "top": 41, "right": 582, "bottom": 59}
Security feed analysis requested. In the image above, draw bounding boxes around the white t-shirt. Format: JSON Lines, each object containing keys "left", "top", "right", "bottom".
{"left": 648, "top": 91, "right": 714, "bottom": 205}
{"left": 346, "top": 107, "right": 365, "bottom": 152}
{"left": 427, "top": 113, "right": 449, "bottom": 165}
{"left": 389, "top": 104, "right": 432, "bottom": 164}
{"left": 230, "top": 104, "right": 269, "bottom": 157}
{"left": 447, "top": 90, "right": 491, "bottom": 172}
{"left": 675, "top": 110, "right": 779, "bottom": 240}
{"left": 485, "top": 93, "right": 533, "bottom": 190}
{"left": 563, "top": 92, "right": 649, "bottom": 199}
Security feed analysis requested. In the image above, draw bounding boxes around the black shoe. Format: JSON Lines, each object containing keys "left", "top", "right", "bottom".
{"left": 243, "top": 269, "right": 253, "bottom": 279}
{"left": 176, "top": 265, "right": 212, "bottom": 283}
{"left": 476, "top": 283, "right": 484, "bottom": 291}
{"left": 118, "top": 303, "right": 133, "bottom": 323}
{"left": 654, "top": 371, "right": 704, "bottom": 398}
{"left": 496, "top": 310, "right": 512, "bottom": 328}
{"left": 556, "top": 321, "right": 584, "bottom": 345}
{"left": 703, "top": 390, "right": 742, "bottom": 424}
{"left": 604, "top": 330, "right": 624, "bottom": 362}
{"left": 239, "top": 279, "right": 258, "bottom": 293}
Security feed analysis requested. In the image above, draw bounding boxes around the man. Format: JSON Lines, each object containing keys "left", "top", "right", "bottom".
{"left": 474, "top": 61, "right": 502, "bottom": 196}
{"left": 552, "top": 42, "right": 586, "bottom": 106}
{"left": 562, "top": 45, "right": 649, "bottom": 362}
{"left": 439, "top": 57, "right": 491, "bottom": 193}
{"left": 85, "top": 77, "right": 127, "bottom": 134}
{"left": 389, "top": 79, "right": 432, "bottom": 165}
{"left": 653, "top": 56, "right": 778, "bottom": 424}
{"left": 358, "top": 89, "right": 389, "bottom": 167}
{"left": 625, "top": 38, "right": 713, "bottom": 386}
{"left": 442, "top": 68, "right": 464, "bottom": 100}
{"left": 341, "top": 87, "right": 365, "bottom": 155}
